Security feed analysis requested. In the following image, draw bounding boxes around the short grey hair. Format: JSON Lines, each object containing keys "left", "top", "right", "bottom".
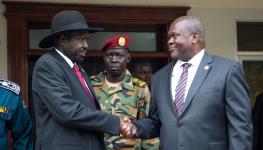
{"left": 173, "top": 16, "right": 205, "bottom": 44}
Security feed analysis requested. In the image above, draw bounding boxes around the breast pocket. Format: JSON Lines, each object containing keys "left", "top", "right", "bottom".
{"left": 209, "top": 142, "right": 227, "bottom": 150}
{"left": 199, "top": 87, "right": 222, "bottom": 93}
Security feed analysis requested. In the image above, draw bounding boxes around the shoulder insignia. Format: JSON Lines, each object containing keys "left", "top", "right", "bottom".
{"left": 0, "top": 79, "right": 20, "bottom": 95}
{"left": 90, "top": 75, "right": 96, "bottom": 80}
{"left": 90, "top": 75, "right": 101, "bottom": 82}
{"left": 0, "top": 106, "right": 8, "bottom": 114}
{"left": 132, "top": 78, "right": 146, "bottom": 87}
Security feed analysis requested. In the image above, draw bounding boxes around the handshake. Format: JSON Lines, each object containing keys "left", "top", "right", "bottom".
{"left": 120, "top": 117, "right": 138, "bottom": 138}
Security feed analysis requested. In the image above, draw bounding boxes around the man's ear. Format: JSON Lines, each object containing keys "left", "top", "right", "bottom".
{"left": 127, "top": 53, "right": 131, "bottom": 63}
{"left": 192, "top": 32, "right": 199, "bottom": 44}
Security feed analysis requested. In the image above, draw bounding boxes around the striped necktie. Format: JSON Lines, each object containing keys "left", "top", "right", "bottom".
{"left": 174, "top": 63, "right": 191, "bottom": 116}
{"left": 73, "top": 65, "right": 97, "bottom": 109}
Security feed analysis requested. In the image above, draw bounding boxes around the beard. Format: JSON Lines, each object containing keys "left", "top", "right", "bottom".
{"left": 75, "top": 53, "right": 85, "bottom": 64}
{"left": 62, "top": 47, "right": 85, "bottom": 63}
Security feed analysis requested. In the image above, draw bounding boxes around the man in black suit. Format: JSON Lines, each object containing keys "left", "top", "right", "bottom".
{"left": 253, "top": 92, "right": 263, "bottom": 150}
{"left": 32, "top": 10, "right": 128, "bottom": 150}
{"left": 123, "top": 16, "right": 252, "bottom": 150}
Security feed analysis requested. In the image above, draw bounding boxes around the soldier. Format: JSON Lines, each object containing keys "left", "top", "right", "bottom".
{"left": 91, "top": 35, "right": 159, "bottom": 150}
{"left": 0, "top": 79, "right": 33, "bottom": 150}
{"left": 133, "top": 62, "right": 153, "bottom": 88}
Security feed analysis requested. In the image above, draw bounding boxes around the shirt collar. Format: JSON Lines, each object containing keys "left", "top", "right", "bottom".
{"left": 176, "top": 49, "right": 205, "bottom": 67}
{"left": 55, "top": 48, "right": 74, "bottom": 68}
{"left": 188, "top": 49, "right": 205, "bottom": 67}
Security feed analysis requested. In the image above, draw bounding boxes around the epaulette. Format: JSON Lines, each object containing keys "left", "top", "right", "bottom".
{"left": 133, "top": 78, "right": 146, "bottom": 87}
{"left": 90, "top": 75, "right": 100, "bottom": 82}
{"left": 0, "top": 79, "right": 20, "bottom": 95}
{"left": 90, "top": 75, "right": 96, "bottom": 80}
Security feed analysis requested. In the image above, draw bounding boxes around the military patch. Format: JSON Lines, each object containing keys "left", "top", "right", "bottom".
{"left": 0, "top": 106, "right": 8, "bottom": 114}
{"left": 90, "top": 75, "right": 96, "bottom": 80}
{"left": 118, "top": 36, "right": 126, "bottom": 46}
{"left": 0, "top": 79, "right": 20, "bottom": 95}
{"left": 90, "top": 72, "right": 105, "bottom": 83}
{"left": 132, "top": 78, "right": 146, "bottom": 87}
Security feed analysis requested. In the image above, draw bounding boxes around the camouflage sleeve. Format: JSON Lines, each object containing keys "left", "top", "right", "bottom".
{"left": 136, "top": 84, "right": 150, "bottom": 119}
{"left": 140, "top": 85, "right": 160, "bottom": 150}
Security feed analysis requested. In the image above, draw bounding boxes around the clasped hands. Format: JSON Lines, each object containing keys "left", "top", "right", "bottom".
{"left": 120, "top": 117, "right": 138, "bottom": 138}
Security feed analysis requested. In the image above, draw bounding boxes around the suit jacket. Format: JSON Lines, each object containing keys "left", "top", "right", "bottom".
{"left": 32, "top": 50, "right": 120, "bottom": 150}
{"left": 134, "top": 53, "right": 252, "bottom": 150}
{"left": 252, "top": 93, "right": 263, "bottom": 150}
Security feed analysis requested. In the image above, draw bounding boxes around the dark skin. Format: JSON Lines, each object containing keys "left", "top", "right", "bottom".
{"left": 57, "top": 31, "right": 89, "bottom": 64}
{"left": 103, "top": 48, "right": 130, "bottom": 83}
{"left": 167, "top": 19, "right": 202, "bottom": 61}
{"left": 122, "top": 17, "right": 206, "bottom": 138}
{"left": 135, "top": 64, "right": 152, "bottom": 87}
{"left": 58, "top": 32, "right": 130, "bottom": 134}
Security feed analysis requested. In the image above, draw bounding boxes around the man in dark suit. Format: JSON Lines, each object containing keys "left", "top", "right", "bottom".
{"left": 123, "top": 16, "right": 252, "bottom": 150}
{"left": 253, "top": 92, "right": 263, "bottom": 150}
{"left": 32, "top": 10, "right": 128, "bottom": 150}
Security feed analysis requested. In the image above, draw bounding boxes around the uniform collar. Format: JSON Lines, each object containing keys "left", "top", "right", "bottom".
{"left": 92, "top": 70, "right": 134, "bottom": 95}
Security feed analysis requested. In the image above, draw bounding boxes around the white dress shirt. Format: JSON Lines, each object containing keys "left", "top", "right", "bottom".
{"left": 171, "top": 49, "right": 205, "bottom": 102}
{"left": 55, "top": 48, "right": 74, "bottom": 68}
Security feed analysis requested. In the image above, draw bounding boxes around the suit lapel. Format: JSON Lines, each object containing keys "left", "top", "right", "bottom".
{"left": 79, "top": 66, "right": 101, "bottom": 109}
{"left": 50, "top": 50, "right": 98, "bottom": 109}
{"left": 180, "top": 53, "right": 213, "bottom": 116}
{"left": 163, "top": 62, "right": 179, "bottom": 117}
{"left": 50, "top": 50, "right": 82, "bottom": 91}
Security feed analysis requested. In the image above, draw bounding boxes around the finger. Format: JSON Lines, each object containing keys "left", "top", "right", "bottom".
{"left": 123, "top": 116, "right": 131, "bottom": 123}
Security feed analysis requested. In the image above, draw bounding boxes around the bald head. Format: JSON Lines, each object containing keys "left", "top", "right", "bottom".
{"left": 167, "top": 16, "right": 206, "bottom": 61}
{"left": 171, "top": 16, "right": 205, "bottom": 46}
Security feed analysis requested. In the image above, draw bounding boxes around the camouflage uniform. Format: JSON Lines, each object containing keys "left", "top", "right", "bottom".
{"left": 91, "top": 70, "right": 159, "bottom": 150}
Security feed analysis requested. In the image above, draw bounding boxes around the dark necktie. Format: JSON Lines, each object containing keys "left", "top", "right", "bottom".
{"left": 73, "top": 65, "right": 96, "bottom": 108}
{"left": 174, "top": 63, "right": 191, "bottom": 116}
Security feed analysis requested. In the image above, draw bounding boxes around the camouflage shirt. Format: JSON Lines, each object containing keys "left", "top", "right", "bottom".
{"left": 91, "top": 70, "right": 159, "bottom": 150}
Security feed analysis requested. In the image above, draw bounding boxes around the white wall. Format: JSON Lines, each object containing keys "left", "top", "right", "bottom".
{"left": 1, "top": 0, "right": 263, "bottom": 78}
{"left": 188, "top": 8, "right": 263, "bottom": 59}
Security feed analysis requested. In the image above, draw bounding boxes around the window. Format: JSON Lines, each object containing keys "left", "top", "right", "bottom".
{"left": 237, "top": 22, "right": 263, "bottom": 105}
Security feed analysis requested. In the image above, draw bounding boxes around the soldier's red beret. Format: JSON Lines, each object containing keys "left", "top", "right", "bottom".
{"left": 101, "top": 35, "right": 130, "bottom": 51}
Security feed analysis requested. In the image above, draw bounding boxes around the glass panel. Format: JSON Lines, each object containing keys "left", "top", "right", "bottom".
{"left": 29, "top": 30, "right": 156, "bottom": 51}
{"left": 29, "top": 30, "right": 50, "bottom": 50}
{"left": 243, "top": 60, "right": 263, "bottom": 106}
{"left": 237, "top": 22, "right": 263, "bottom": 52}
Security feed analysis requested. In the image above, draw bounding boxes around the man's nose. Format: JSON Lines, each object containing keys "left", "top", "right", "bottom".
{"left": 83, "top": 40, "right": 88, "bottom": 50}
{"left": 167, "top": 37, "right": 174, "bottom": 45}
{"left": 110, "top": 55, "right": 118, "bottom": 62}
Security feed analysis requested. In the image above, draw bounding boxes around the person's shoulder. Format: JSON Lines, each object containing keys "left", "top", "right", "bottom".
{"left": 0, "top": 79, "right": 20, "bottom": 95}
{"left": 0, "top": 80, "right": 21, "bottom": 108}
{"left": 34, "top": 51, "right": 55, "bottom": 68}
{"left": 90, "top": 72, "right": 105, "bottom": 85}
{"left": 210, "top": 54, "right": 237, "bottom": 65}
{"left": 132, "top": 77, "right": 146, "bottom": 87}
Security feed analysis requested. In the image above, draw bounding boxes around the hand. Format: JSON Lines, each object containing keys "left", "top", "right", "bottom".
{"left": 120, "top": 117, "right": 138, "bottom": 138}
